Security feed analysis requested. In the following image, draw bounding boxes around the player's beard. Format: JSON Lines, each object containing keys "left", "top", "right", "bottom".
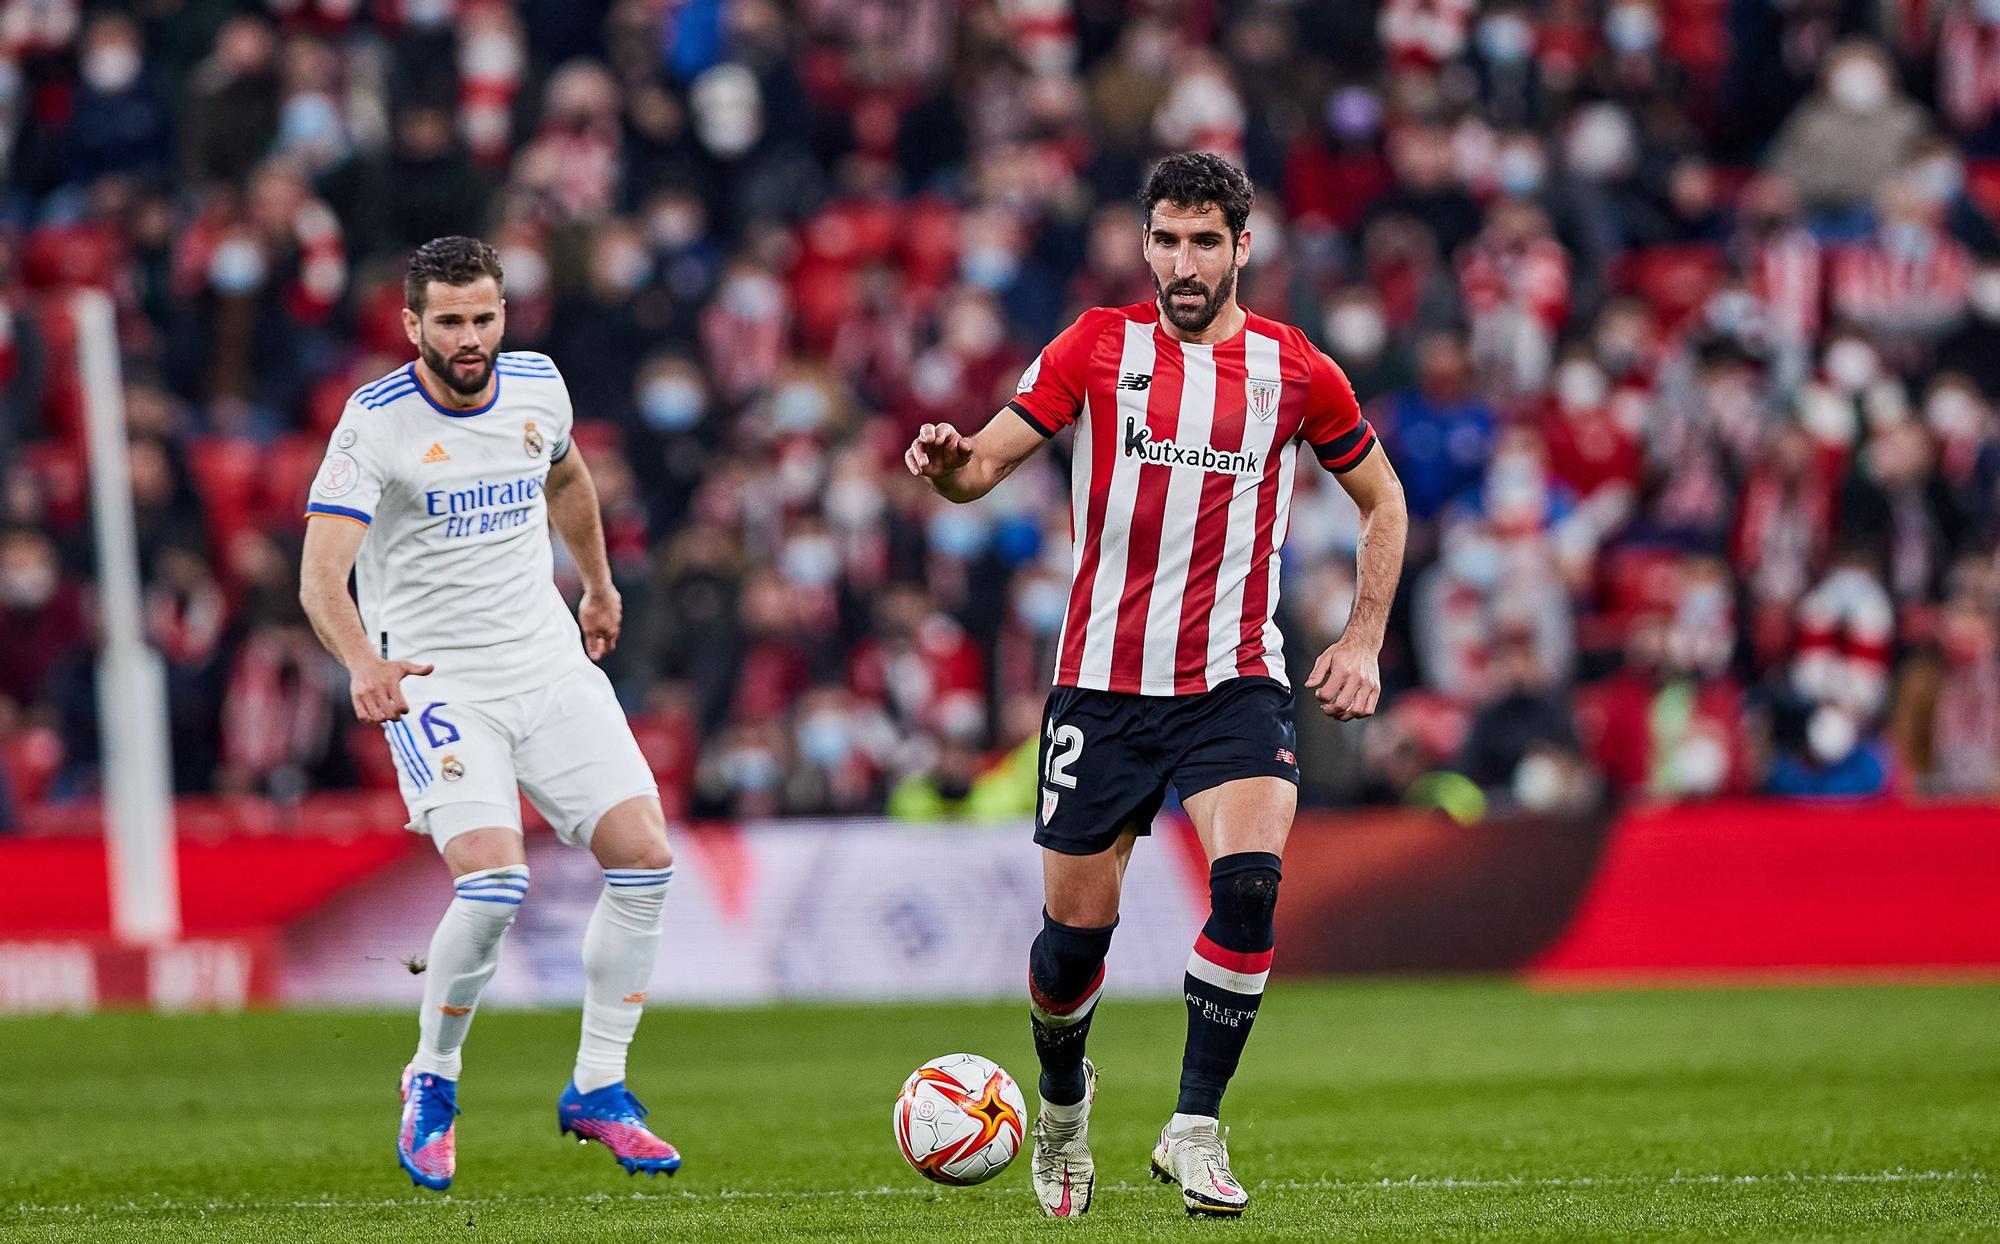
{"left": 419, "top": 334, "right": 496, "bottom": 396}
{"left": 1155, "top": 262, "right": 1238, "bottom": 335}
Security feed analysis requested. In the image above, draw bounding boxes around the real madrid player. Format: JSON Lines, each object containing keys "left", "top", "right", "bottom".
{"left": 299, "top": 237, "right": 680, "bottom": 1190}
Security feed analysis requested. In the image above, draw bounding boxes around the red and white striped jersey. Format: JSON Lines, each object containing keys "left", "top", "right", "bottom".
{"left": 1008, "top": 301, "right": 1376, "bottom": 696}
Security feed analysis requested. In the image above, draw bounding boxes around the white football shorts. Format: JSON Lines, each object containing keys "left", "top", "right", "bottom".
{"left": 381, "top": 662, "right": 658, "bottom": 850}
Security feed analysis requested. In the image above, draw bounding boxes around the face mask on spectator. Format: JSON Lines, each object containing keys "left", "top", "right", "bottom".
{"left": 1512, "top": 751, "right": 1566, "bottom": 811}
{"left": 928, "top": 508, "right": 990, "bottom": 559}
{"left": 720, "top": 272, "right": 784, "bottom": 322}
{"left": 1704, "top": 288, "right": 1760, "bottom": 339}
{"left": 1326, "top": 304, "right": 1386, "bottom": 359}
{"left": 1476, "top": 15, "right": 1534, "bottom": 64}
{"left": 1806, "top": 705, "right": 1858, "bottom": 765}
{"left": 461, "top": 30, "right": 522, "bottom": 80}
{"left": 1925, "top": 389, "right": 1983, "bottom": 440}
{"left": 1015, "top": 579, "right": 1068, "bottom": 635}
{"left": 796, "top": 713, "right": 853, "bottom": 768}
{"left": 1444, "top": 530, "right": 1503, "bottom": 589}
{"left": 780, "top": 534, "right": 841, "bottom": 587}
{"left": 596, "top": 243, "right": 650, "bottom": 295}
{"left": 277, "top": 93, "right": 345, "bottom": 159}
{"left": 499, "top": 246, "right": 549, "bottom": 299}
{"left": 1604, "top": 4, "right": 1660, "bottom": 54}
{"left": 1824, "top": 340, "right": 1879, "bottom": 391}
{"left": 641, "top": 377, "right": 705, "bottom": 432}
{"left": 1882, "top": 218, "right": 1932, "bottom": 260}
{"left": 1829, "top": 60, "right": 1890, "bottom": 114}
{"left": 1673, "top": 732, "right": 1728, "bottom": 796}
{"left": 1496, "top": 145, "right": 1546, "bottom": 196}
{"left": 825, "top": 477, "right": 884, "bottom": 528}
{"left": 692, "top": 64, "right": 763, "bottom": 158}
{"left": 961, "top": 245, "right": 1020, "bottom": 291}
{"left": 1565, "top": 107, "right": 1633, "bottom": 181}
{"left": 84, "top": 43, "right": 141, "bottom": 94}
{"left": 1969, "top": 271, "right": 2000, "bottom": 319}
{"left": 209, "top": 238, "right": 267, "bottom": 294}
{"left": 1910, "top": 158, "right": 1963, "bottom": 203}
{"left": 724, "top": 745, "right": 779, "bottom": 792}
{"left": 771, "top": 383, "right": 829, "bottom": 433}
{"left": 1314, "top": 579, "right": 1357, "bottom": 640}
{"left": 1555, "top": 361, "right": 1608, "bottom": 412}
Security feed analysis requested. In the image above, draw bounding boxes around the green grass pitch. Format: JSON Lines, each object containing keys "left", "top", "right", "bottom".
{"left": 3, "top": 979, "right": 1996, "bottom": 1241}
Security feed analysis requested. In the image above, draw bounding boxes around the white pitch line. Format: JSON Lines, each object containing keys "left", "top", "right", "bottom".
{"left": 5, "top": 1170, "right": 1987, "bottom": 1215}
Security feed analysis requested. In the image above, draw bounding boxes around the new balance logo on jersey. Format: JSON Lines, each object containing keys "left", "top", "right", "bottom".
{"left": 423, "top": 442, "right": 450, "bottom": 464}
{"left": 1117, "top": 371, "right": 1152, "bottom": 391}
{"left": 1123, "top": 417, "right": 1262, "bottom": 475}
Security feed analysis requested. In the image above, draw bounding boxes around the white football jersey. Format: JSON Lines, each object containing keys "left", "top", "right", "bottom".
{"left": 306, "top": 351, "right": 592, "bottom": 701}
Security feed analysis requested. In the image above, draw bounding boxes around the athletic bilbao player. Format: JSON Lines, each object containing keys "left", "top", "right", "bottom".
{"left": 905, "top": 153, "right": 1407, "bottom": 1219}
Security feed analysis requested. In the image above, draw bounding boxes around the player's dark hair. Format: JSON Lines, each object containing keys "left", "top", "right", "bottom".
{"left": 1140, "top": 152, "right": 1255, "bottom": 240}
{"left": 405, "top": 236, "right": 504, "bottom": 314}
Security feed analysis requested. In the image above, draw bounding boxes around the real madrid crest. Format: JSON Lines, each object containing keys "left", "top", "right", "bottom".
{"left": 1247, "top": 378, "right": 1281, "bottom": 422}
{"left": 441, "top": 754, "right": 465, "bottom": 782}
{"left": 523, "top": 420, "right": 545, "bottom": 458}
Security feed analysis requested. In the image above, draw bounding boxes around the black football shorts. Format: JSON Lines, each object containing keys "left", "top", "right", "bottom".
{"left": 1032, "top": 675, "right": 1300, "bottom": 856}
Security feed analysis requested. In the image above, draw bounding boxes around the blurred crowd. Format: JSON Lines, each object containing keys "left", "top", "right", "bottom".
{"left": 2, "top": 0, "right": 1999, "bottom": 829}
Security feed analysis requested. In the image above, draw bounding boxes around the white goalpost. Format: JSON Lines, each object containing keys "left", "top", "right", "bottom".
{"left": 72, "top": 288, "right": 179, "bottom": 944}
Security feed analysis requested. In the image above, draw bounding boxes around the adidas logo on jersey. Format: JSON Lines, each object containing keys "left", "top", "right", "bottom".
{"left": 1123, "top": 416, "right": 1262, "bottom": 475}
{"left": 423, "top": 442, "right": 451, "bottom": 464}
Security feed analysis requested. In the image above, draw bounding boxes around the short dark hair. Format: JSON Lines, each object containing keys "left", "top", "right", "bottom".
{"left": 1139, "top": 152, "right": 1255, "bottom": 238}
{"left": 405, "top": 236, "right": 504, "bottom": 314}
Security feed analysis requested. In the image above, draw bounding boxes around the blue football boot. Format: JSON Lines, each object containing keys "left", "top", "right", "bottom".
{"left": 558, "top": 1081, "right": 682, "bottom": 1176}
{"left": 397, "top": 1064, "right": 459, "bottom": 1190}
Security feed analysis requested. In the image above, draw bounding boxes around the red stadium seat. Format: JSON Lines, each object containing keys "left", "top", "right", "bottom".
{"left": 1614, "top": 244, "right": 1724, "bottom": 334}
{"left": 186, "top": 437, "right": 263, "bottom": 556}
{"left": 265, "top": 434, "right": 328, "bottom": 529}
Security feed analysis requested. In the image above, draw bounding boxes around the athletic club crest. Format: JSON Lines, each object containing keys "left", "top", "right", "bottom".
{"left": 523, "top": 420, "right": 545, "bottom": 458}
{"left": 1247, "top": 379, "right": 1281, "bottom": 421}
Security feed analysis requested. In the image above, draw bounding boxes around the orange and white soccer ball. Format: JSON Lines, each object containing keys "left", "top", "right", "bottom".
{"left": 891, "top": 1053, "right": 1027, "bottom": 1185}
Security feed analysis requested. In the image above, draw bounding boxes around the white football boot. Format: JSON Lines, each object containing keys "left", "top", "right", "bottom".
{"left": 1029, "top": 1059, "right": 1097, "bottom": 1217}
{"left": 1151, "top": 1115, "right": 1249, "bottom": 1217}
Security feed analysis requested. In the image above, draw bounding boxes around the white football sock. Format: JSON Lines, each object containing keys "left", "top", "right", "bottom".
{"left": 574, "top": 867, "right": 672, "bottom": 1093}
{"left": 1168, "top": 1111, "right": 1219, "bottom": 1135}
{"left": 409, "top": 864, "right": 529, "bottom": 1081}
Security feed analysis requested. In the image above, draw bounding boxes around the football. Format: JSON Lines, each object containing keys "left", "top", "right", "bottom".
{"left": 890, "top": 1053, "right": 1028, "bottom": 1185}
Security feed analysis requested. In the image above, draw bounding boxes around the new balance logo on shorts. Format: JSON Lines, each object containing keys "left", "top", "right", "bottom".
{"left": 1123, "top": 417, "right": 1263, "bottom": 475}
{"left": 1117, "top": 371, "right": 1152, "bottom": 391}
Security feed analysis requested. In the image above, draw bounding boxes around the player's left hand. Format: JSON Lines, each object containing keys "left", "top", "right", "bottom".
{"left": 579, "top": 584, "right": 622, "bottom": 661}
{"left": 1306, "top": 640, "right": 1380, "bottom": 721}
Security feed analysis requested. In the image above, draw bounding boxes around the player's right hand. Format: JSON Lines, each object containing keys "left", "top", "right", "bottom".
{"left": 905, "top": 423, "right": 974, "bottom": 479}
{"left": 350, "top": 656, "right": 435, "bottom": 723}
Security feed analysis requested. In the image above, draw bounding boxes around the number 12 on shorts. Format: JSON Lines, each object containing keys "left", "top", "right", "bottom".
{"left": 1041, "top": 722, "right": 1082, "bottom": 826}
{"left": 1044, "top": 723, "right": 1082, "bottom": 789}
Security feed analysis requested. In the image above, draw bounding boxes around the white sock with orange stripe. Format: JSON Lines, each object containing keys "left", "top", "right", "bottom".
{"left": 410, "top": 864, "right": 530, "bottom": 1081}
{"left": 574, "top": 867, "right": 673, "bottom": 1094}
{"left": 1177, "top": 852, "right": 1281, "bottom": 1118}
